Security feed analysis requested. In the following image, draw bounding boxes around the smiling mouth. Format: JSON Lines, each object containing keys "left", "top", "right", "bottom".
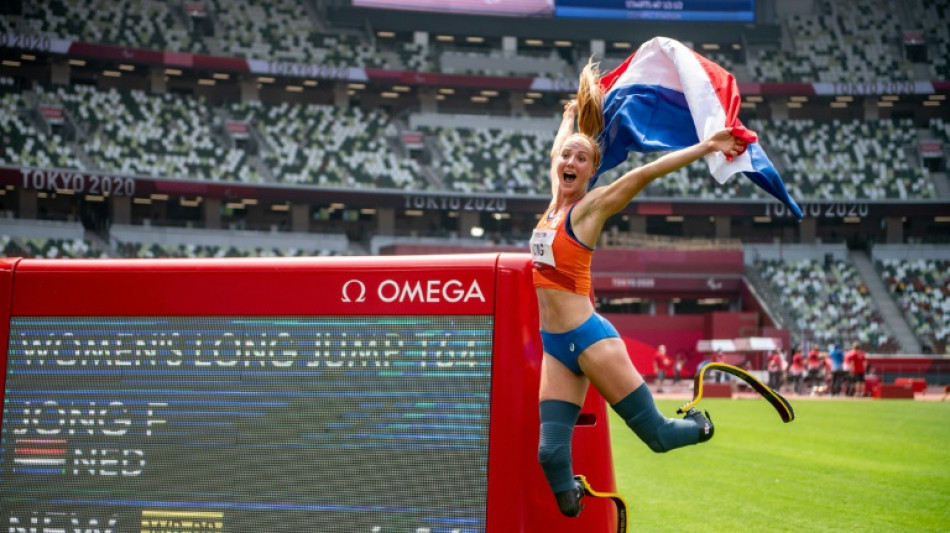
{"left": 564, "top": 172, "right": 576, "bottom": 183}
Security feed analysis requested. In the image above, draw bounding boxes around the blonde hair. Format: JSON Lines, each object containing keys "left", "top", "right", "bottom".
{"left": 577, "top": 57, "right": 606, "bottom": 139}
{"left": 562, "top": 132, "right": 602, "bottom": 172}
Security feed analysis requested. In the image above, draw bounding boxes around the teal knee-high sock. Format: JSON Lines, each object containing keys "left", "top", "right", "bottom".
{"left": 538, "top": 400, "right": 581, "bottom": 493}
{"left": 612, "top": 382, "right": 699, "bottom": 453}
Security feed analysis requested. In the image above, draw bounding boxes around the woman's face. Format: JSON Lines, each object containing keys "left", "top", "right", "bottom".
{"left": 556, "top": 135, "right": 597, "bottom": 194}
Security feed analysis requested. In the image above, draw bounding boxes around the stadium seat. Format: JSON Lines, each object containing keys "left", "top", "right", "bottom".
{"left": 755, "top": 258, "right": 900, "bottom": 353}
{"left": 0, "top": 81, "right": 85, "bottom": 170}
{"left": 420, "top": 124, "right": 550, "bottom": 194}
{"left": 19, "top": 0, "right": 206, "bottom": 54}
{"left": 44, "top": 84, "right": 260, "bottom": 182}
{"left": 1, "top": 235, "right": 105, "bottom": 258}
{"left": 231, "top": 100, "right": 425, "bottom": 189}
{"left": 748, "top": 0, "right": 915, "bottom": 82}
{"left": 879, "top": 258, "right": 950, "bottom": 354}
{"left": 749, "top": 118, "right": 937, "bottom": 200}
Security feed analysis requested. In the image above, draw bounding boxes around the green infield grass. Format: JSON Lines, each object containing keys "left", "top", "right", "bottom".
{"left": 609, "top": 398, "right": 950, "bottom": 533}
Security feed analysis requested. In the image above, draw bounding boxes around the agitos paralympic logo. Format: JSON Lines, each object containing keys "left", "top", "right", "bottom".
{"left": 341, "top": 278, "right": 485, "bottom": 303}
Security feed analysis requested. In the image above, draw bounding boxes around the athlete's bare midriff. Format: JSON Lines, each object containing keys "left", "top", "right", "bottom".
{"left": 535, "top": 286, "right": 595, "bottom": 334}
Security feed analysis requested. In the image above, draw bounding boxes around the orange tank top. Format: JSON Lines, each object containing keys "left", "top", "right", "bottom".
{"left": 531, "top": 203, "right": 594, "bottom": 294}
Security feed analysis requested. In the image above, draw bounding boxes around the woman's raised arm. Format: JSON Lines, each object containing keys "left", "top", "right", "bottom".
{"left": 548, "top": 100, "right": 579, "bottom": 198}
{"left": 588, "top": 128, "right": 746, "bottom": 217}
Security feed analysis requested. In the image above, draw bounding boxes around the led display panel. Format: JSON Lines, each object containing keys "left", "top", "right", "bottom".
{"left": 352, "top": 0, "right": 554, "bottom": 17}
{"left": 0, "top": 254, "right": 620, "bottom": 533}
{"left": 2, "top": 315, "right": 492, "bottom": 532}
{"left": 554, "top": 0, "right": 755, "bottom": 21}
{"left": 351, "top": 0, "right": 753, "bottom": 21}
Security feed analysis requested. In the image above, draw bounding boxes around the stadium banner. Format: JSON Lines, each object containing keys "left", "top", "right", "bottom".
{"left": 39, "top": 105, "right": 65, "bottom": 125}
{"left": 0, "top": 32, "right": 69, "bottom": 54}
{"left": 185, "top": 2, "right": 208, "bottom": 17}
{"left": 2, "top": 32, "right": 948, "bottom": 96}
{"left": 920, "top": 141, "right": 944, "bottom": 158}
{"left": 401, "top": 131, "right": 425, "bottom": 149}
{"left": 740, "top": 82, "right": 815, "bottom": 95}
{"left": 365, "top": 68, "right": 537, "bottom": 90}
{"left": 902, "top": 30, "right": 925, "bottom": 45}
{"left": 0, "top": 165, "right": 529, "bottom": 212}
{"left": 595, "top": 273, "right": 743, "bottom": 293}
{"left": 247, "top": 58, "right": 366, "bottom": 81}
{"left": 813, "top": 81, "right": 937, "bottom": 96}
{"left": 0, "top": 254, "right": 620, "bottom": 532}
{"left": 4, "top": 166, "right": 950, "bottom": 219}
{"left": 225, "top": 120, "right": 250, "bottom": 140}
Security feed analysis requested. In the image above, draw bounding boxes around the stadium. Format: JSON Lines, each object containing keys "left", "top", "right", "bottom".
{"left": 0, "top": 0, "right": 948, "bottom": 531}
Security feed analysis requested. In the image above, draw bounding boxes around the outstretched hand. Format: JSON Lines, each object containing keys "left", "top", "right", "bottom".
{"left": 706, "top": 127, "right": 748, "bottom": 160}
{"left": 563, "top": 99, "right": 578, "bottom": 118}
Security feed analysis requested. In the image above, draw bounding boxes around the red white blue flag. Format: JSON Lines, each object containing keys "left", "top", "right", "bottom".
{"left": 594, "top": 37, "right": 803, "bottom": 219}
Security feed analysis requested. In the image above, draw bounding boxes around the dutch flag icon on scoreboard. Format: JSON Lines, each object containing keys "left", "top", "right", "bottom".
{"left": 13, "top": 438, "right": 68, "bottom": 474}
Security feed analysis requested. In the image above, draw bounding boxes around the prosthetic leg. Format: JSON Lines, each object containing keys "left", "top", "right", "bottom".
{"left": 677, "top": 362, "right": 795, "bottom": 423}
{"left": 575, "top": 475, "right": 628, "bottom": 533}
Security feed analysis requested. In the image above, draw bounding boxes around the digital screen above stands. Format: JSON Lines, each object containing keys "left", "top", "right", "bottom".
{"left": 351, "top": 0, "right": 555, "bottom": 17}
{"left": 554, "top": 0, "right": 756, "bottom": 21}
{"left": 351, "top": 0, "right": 754, "bottom": 21}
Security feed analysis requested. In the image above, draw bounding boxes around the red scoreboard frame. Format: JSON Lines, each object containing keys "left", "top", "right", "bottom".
{"left": 0, "top": 253, "right": 618, "bottom": 532}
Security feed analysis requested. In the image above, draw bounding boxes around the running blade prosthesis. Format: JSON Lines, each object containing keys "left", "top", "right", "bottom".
{"left": 574, "top": 475, "right": 628, "bottom": 533}
{"left": 676, "top": 362, "right": 796, "bottom": 423}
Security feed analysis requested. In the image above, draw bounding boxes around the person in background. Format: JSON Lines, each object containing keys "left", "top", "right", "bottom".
{"left": 713, "top": 349, "right": 727, "bottom": 383}
{"left": 828, "top": 342, "right": 846, "bottom": 396}
{"left": 532, "top": 89, "right": 746, "bottom": 517}
{"left": 673, "top": 350, "right": 686, "bottom": 386}
{"left": 767, "top": 349, "right": 784, "bottom": 391}
{"left": 805, "top": 345, "right": 823, "bottom": 393}
{"left": 844, "top": 342, "right": 868, "bottom": 397}
{"left": 788, "top": 348, "right": 805, "bottom": 394}
{"left": 653, "top": 344, "right": 671, "bottom": 393}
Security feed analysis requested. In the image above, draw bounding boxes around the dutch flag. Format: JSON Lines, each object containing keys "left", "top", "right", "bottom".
{"left": 593, "top": 36, "right": 803, "bottom": 220}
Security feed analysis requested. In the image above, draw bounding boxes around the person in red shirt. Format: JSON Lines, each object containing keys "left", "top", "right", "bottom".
{"left": 788, "top": 349, "right": 805, "bottom": 394}
{"left": 653, "top": 344, "right": 671, "bottom": 393}
{"left": 805, "top": 347, "right": 823, "bottom": 393}
{"left": 844, "top": 342, "right": 868, "bottom": 397}
{"left": 766, "top": 349, "right": 784, "bottom": 391}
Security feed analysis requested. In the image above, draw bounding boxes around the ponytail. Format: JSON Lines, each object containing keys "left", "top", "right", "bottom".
{"left": 576, "top": 58, "right": 605, "bottom": 139}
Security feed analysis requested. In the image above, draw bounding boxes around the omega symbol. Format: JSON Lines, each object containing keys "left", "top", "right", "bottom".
{"left": 341, "top": 279, "right": 366, "bottom": 302}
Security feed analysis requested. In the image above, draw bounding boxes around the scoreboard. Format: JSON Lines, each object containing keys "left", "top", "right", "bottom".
{"left": 0, "top": 254, "right": 617, "bottom": 532}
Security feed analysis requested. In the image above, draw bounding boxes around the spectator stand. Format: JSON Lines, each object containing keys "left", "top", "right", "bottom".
{"left": 0, "top": 81, "right": 84, "bottom": 171}
{"left": 874, "top": 244, "right": 950, "bottom": 355}
{"left": 232, "top": 100, "right": 424, "bottom": 189}
{"left": 0, "top": 218, "right": 105, "bottom": 258}
{"left": 748, "top": 118, "right": 937, "bottom": 201}
{"left": 43, "top": 84, "right": 260, "bottom": 183}
{"left": 746, "top": 242, "right": 900, "bottom": 353}
{"left": 109, "top": 223, "right": 349, "bottom": 258}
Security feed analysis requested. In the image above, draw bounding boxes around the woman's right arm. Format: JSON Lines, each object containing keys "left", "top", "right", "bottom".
{"left": 548, "top": 100, "right": 578, "bottom": 197}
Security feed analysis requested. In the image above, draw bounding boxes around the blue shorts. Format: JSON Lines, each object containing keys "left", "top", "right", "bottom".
{"left": 540, "top": 313, "right": 619, "bottom": 375}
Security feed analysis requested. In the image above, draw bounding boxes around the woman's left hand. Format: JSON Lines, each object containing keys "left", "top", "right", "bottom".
{"left": 706, "top": 128, "right": 747, "bottom": 159}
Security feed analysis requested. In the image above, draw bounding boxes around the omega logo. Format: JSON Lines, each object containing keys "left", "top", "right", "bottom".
{"left": 342, "top": 279, "right": 485, "bottom": 303}
{"left": 341, "top": 280, "right": 367, "bottom": 302}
